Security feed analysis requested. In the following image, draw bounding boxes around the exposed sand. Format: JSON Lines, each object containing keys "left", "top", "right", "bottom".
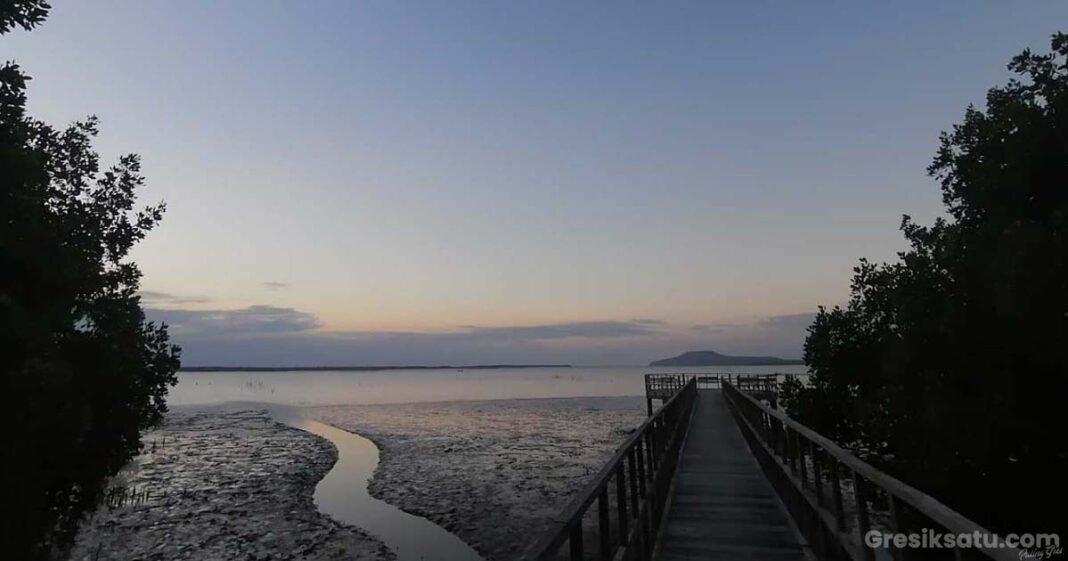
{"left": 68, "top": 409, "right": 394, "bottom": 561}
{"left": 310, "top": 396, "right": 647, "bottom": 561}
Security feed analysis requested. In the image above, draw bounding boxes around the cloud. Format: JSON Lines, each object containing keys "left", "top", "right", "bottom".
{"left": 459, "top": 320, "right": 663, "bottom": 340}
{"left": 146, "top": 305, "right": 321, "bottom": 337}
{"left": 690, "top": 323, "right": 728, "bottom": 333}
{"left": 148, "top": 303, "right": 813, "bottom": 367}
{"left": 758, "top": 313, "right": 817, "bottom": 329}
{"left": 672, "top": 312, "right": 816, "bottom": 363}
{"left": 690, "top": 313, "right": 814, "bottom": 334}
{"left": 139, "top": 290, "right": 210, "bottom": 306}
{"left": 262, "top": 281, "right": 290, "bottom": 290}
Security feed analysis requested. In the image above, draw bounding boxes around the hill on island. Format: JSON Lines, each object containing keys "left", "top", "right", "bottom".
{"left": 649, "top": 350, "right": 803, "bottom": 367}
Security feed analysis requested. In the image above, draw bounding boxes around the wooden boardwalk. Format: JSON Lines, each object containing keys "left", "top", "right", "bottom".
{"left": 658, "top": 389, "right": 808, "bottom": 561}
{"left": 523, "top": 375, "right": 1015, "bottom": 561}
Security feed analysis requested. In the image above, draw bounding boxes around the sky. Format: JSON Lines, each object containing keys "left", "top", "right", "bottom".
{"left": 5, "top": 2, "right": 1066, "bottom": 366}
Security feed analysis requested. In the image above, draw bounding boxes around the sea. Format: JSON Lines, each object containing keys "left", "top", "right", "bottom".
{"left": 168, "top": 364, "right": 808, "bottom": 407}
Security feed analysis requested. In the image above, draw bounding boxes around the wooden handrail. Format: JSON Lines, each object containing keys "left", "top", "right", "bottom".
{"left": 722, "top": 381, "right": 1020, "bottom": 561}
{"left": 519, "top": 377, "right": 698, "bottom": 561}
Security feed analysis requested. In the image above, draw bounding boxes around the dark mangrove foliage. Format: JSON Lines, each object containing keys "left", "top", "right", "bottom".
{"left": 1, "top": 2, "right": 181, "bottom": 558}
{"left": 782, "top": 33, "right": 1068, "bottom": 536}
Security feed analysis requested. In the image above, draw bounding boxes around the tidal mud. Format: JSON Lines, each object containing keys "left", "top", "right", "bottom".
{"left": 310, "top": 396, "right": 646, "bottom": 561}
{"left": 68, "top": 409, "right": 394, "bottom": 561}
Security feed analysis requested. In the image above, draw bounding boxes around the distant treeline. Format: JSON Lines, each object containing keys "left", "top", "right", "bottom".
{"left": 180, "top": 364, "right": 572, "bottom": 372}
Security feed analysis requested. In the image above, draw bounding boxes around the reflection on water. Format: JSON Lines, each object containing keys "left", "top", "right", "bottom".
{"left": 281, "top": 415, "right": 484, "bottom": 561}
{"left": 170, "top": 365, "right": 807, "bottom": 406}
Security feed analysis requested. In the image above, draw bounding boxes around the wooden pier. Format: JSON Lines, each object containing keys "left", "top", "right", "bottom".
{"left": 644, "top": 373, "right": 777, "bottom": 415}
{"left": 521, "top": 374, "right": 1018, "bottom": 561}
{"left": 657, "top": 389, "right": 806, "bottom": 560}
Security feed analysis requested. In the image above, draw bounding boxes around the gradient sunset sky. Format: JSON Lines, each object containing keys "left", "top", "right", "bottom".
{"left": 6, "top": 2, "right": 1066, "bottom": 365}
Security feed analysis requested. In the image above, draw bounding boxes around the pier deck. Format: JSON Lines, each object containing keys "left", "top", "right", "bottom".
{"left": 658, "top": 389, "right": 807, "bottom": 561}
{"left": 521, "top": 375, "right": 1013, "bottom": 561}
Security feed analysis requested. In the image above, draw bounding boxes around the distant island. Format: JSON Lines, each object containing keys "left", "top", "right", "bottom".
{"left": 649, "top": 350, "right": 803, "bottom": 367}
{"left": 180, "top": 364, "right": 571, "bottom": 372}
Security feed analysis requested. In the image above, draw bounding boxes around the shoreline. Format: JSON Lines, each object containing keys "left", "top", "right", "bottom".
{"left": 180, "top": 364, "right": 572, "bottom": 372}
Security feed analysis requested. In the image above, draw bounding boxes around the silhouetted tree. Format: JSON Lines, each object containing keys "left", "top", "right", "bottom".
{"left": 1, "top": 2, "right": 181, "bottom": 558}
{"left": 781, "top": 33, "right": 1068, "bottom": 535}
{"left": 0, "top": 0, "right": 47, "bottom": 33}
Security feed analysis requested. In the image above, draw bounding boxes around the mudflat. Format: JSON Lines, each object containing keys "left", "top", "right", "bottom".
{"left": 68, "top": 409, "right": 394, "bottom": 561}
{"left": 310, "top": 396, "right": 646, "bottom": 561}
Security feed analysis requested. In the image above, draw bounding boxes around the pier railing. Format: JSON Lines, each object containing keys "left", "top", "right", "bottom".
{"left": 722, "top": 380, "right": 1020, "bottom": 561}
{"left": 519, "top": 377, "right": 697, "bottom": 561}
{"left": 645, "top": 373, "right": 777, "bottom": 395}
{"left": 644, "top": 373, "right": 778, "bottom": 413}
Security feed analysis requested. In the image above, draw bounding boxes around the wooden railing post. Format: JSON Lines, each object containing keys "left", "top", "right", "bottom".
{"left": 628, "top": 448, "right": 639, "bottom": 514}
{"left": 787, "top": 428, "right": 798, "bottom": 475}
{"left": 762, "top": 411, "right": 772, "bottom": 443}
{"left": 645, "top": 414, "right": 653, "bottom": 468}
{"left": 598, "top": 488, "right": 611, "bottom": 561}
{"left": 811, "top": 443, "right": 824, "bottom": 508}
{"left": 776, "top": 418, "right": 786, "bottom": 459}
{"left": 830, "top": 458, "right": 845, "bottom": 531}
{"left": 854, "top": 472, "right": 875, "bottom": 561}
{"left": 768, "top": 413, "right": 779, "bottom": 457}
{"left": 639, "top": 505, "right": 651, "bottom": 561}
{"left": 635, "top": 440, "right": 647, "bottom": 501}
{"left": 616, "top": 466, "right": 628, "bottom": 541}
{"left": 569, "top": 522, "right": 583, "bottom": 561}
{"left": 888, "top": 494, "right": 906, "bottom": 561}
{"left": 644, "top": 435, "right": 656, "bottom": 500}
{"left": 644, "top": 431, "right": 653, "bottom": 476}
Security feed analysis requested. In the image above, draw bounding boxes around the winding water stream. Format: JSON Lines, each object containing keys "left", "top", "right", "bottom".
{"left": 276, "top": 412, "right": 484, "bottom": 561}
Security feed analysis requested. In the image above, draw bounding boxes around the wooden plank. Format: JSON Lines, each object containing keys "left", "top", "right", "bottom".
{"left": 659, "top": 390, "right": 807, "bottom": 561}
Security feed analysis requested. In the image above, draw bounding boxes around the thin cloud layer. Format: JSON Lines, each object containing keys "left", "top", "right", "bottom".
{"left": 147, "top": 305, "right": 812, "bottom": 367}
{"left": 147, "top": 305, "right": 321, "bottom": 337}
{"left": 460, "top": 320, "right": 661, "bottom": 340}
{"left": 758, "top": 313, "right": 817, "bottom": 329}
{"left": 139, "top": 290, "right": 211, "bottom": 306}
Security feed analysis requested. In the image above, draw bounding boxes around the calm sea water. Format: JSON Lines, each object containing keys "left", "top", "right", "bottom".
{"left": 168, "top": 365, "right": 807, "bottom": 407}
